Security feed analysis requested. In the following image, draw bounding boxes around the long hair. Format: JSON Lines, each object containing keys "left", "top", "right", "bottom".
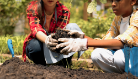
{"left": 33, "top": 0, "right": 43, "bottom": 23}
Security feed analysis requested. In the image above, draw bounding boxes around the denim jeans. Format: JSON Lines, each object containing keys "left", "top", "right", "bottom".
{"left": 26, "top": 38, "right": 46, "bottom": 65}
{"left": 26, "top": 38, "right": 73, "bottom": 67}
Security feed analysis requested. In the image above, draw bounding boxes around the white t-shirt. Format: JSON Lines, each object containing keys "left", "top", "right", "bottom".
{"left": 120, "top": 16, "right": 130, "bottom": 34}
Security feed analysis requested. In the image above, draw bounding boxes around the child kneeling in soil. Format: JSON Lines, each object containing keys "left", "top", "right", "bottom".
{"left": 51, "top": 0, "right": 138, "bottom": 77}
{"left": 23, "top": 0, "right": 84, "bottom": 67}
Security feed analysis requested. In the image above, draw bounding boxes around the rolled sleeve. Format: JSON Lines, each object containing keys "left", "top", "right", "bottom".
{"left": 115, "top": 11, "right": 138, "bottom": 47}
{"left": 115, "top": 26, "right": 138, "bottom": 47}
{"left": 29, "top": 17, "right": 46, "bottom": 38}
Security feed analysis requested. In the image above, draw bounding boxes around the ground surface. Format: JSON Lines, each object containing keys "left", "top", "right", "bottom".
{"left": 0, "top": 57, "right": 138, "bottom": 79}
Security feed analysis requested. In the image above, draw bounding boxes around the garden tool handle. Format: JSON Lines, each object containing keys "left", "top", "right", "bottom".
{"left": 7, "top": 39, "right": 14, "bottom": 57}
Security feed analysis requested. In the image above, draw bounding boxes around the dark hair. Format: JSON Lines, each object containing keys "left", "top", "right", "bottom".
{"left": 33, "top": 0, "right": 43, "bottom": 24}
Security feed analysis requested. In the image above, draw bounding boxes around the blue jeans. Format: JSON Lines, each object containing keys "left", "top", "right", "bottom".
{"left": 26, "top": 38, "right": 46, "bottom": 65}
{"left": 26, "top": 38, "right": 73, "bottom": 67}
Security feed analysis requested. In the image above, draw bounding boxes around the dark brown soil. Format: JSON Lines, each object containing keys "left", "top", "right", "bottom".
{"left": 0, "top": 57, "right": 138, "bottom": 79}
{"left": 52, "top": 29, "right": 70, "bottom": 40}
{"left": 52, "top": 29, "right": 71, "bottom": 53}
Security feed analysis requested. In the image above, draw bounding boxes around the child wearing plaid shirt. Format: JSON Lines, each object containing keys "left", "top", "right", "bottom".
{"left": 55, "top": 0, "right": 138, "bottom": 76}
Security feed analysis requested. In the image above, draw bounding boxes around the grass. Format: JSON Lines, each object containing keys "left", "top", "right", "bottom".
{"left": 71, "top": 61, "right": 88, "bottom": 69}
{"left": 0, "top": 55, "right": 12, "bottom": 63}
{"left": 0, "top": 35, "right": 26, "bottom": 55}
{"left": 73, "top": 48, "right": 93, "bottom": 59}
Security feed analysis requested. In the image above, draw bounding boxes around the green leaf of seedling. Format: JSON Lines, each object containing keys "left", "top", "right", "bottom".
{"left": 87, "top": 0, "right": 97, "bottom": 13}
{"left": 99, "top": 0, "right": 107, "bottom": 4}
{"left": 83, "top": 0, "right": 89, "bottom": 3}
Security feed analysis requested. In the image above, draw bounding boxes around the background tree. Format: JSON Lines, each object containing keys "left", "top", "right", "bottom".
{"left": 0, "top": 0, "right": 31, "bottom": 35}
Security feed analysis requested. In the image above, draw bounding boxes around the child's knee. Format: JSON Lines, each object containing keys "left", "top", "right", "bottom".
{"left": 91, "top": 48, "right": 101, "bottom": 62}
{"left": 113, "top": 50, "right": 125, "bottom": 72}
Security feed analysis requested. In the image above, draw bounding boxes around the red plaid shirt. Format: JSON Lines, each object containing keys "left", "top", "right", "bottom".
{"left": 22, "top": 1, "right": 70, "bottom": 62}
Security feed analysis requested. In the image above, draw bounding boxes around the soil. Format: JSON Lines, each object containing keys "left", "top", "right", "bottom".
{"left": 52, "top": 29, "right": 70, "bottom": 40}
{"left": 0, "top": 57, "right": 138, "bottom": 79}
{"left": 52, "top": 29, "right": 71, "bottom": 53}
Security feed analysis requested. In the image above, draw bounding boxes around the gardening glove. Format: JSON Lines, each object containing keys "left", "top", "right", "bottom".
{"left": 45, "top": 33, "right": 58, "bottom": 49}
{"left": 64, "top": 29, "right": 85, "bottom": 38}
{"left": 56, "top": 38, "right": 88, "bottom": 55}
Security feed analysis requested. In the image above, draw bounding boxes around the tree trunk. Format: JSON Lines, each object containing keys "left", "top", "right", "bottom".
{"left": 83, "top": 2, "right": 88, "bottom": 21}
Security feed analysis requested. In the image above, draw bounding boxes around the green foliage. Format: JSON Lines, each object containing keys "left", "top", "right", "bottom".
{"left": 72, "top": 61, "right": 88, "bottom": 69}
{"left": 0, "top": 0, "right": 31, "bottom": 35}
{"left": 0, "top": 35, "right": 26, "bottom": 55}
{"left": 60, "top": 0, "right": 84, "bottom": 19}
{"left": 99, "top": 0, "right": 107, "bottom": 4}
{"left": 70, "top": 8, "right": 115, "bottom": 38}
{"left": 73, "top": 50, "right": 92, "bottom": 59}
{"left": 0, "top": 55, "right": 11, "bottom": 63}
{"left": 87, "top": 0, "right": 97, "bottom": 13}
{"left": 83, "top": 0, "right": 89, "bottom": 3}
{"left": 87, "top": 0, "right": 107, "bottom": 13}
{"left": 62, "top": 0, "right": 114, "bottom": 39}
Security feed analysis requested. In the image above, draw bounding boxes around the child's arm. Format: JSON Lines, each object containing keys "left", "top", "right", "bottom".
{"left": 84, "top": 16, "right": 123, "bottom": 49}
{"left": 85, "top": 37, "right": 124, "bottom": 49}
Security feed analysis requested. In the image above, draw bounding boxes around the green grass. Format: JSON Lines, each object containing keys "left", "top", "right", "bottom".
{"left": 0, "top": 55, "right": 11, "bottom": 63}
{"left": 71, "top": 61, "right": 89, "bottom": 69}
{"left": 0, "top": 35, "right": 26, "bottom": 55}
{"left": 73, "top": 49, "right": 92, "bottom": 59}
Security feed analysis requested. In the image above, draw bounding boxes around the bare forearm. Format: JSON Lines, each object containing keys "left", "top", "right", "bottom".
{"left": 36, "top": 31, "right": 47, "bottom": 43}
{"left": 84, "top": 36, "right": 124, "bottom": 49}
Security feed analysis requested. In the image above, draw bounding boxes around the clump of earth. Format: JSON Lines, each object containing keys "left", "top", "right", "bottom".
{"left": 52, "top": 29, "right": 71, "bottom": 53}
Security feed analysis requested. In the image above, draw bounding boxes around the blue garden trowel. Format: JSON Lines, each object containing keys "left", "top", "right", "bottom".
{"left": 7, "top": 39, "right": 14, "bottom": 58}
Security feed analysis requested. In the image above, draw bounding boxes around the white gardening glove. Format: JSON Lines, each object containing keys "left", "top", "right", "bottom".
{"left": 69, "top": 30, "right": 85, "bottom": 38}
{"left": 45, "top": 33, "right": 58, "bottom": 49}
{"left": 64, "top": 29, "right": 85, "bottom": 38}
{"left": 56, "top": 38, "right": 88, "bottom": 55}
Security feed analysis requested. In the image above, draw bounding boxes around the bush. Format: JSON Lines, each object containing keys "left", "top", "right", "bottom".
{"left": 0, "top": 0, "right": 31, "bottom": 35}
{"left": 70, "top": 8, "right": 115, "bottom": 38}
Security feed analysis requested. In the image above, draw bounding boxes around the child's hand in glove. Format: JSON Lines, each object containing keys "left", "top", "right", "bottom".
{"left": 64, "top": 29, "right": 85, "bottom": 38}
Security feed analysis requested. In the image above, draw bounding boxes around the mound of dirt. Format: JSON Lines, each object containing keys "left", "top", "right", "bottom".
{"left": 0, "top": 57, "right": 138, "bottom": 79}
